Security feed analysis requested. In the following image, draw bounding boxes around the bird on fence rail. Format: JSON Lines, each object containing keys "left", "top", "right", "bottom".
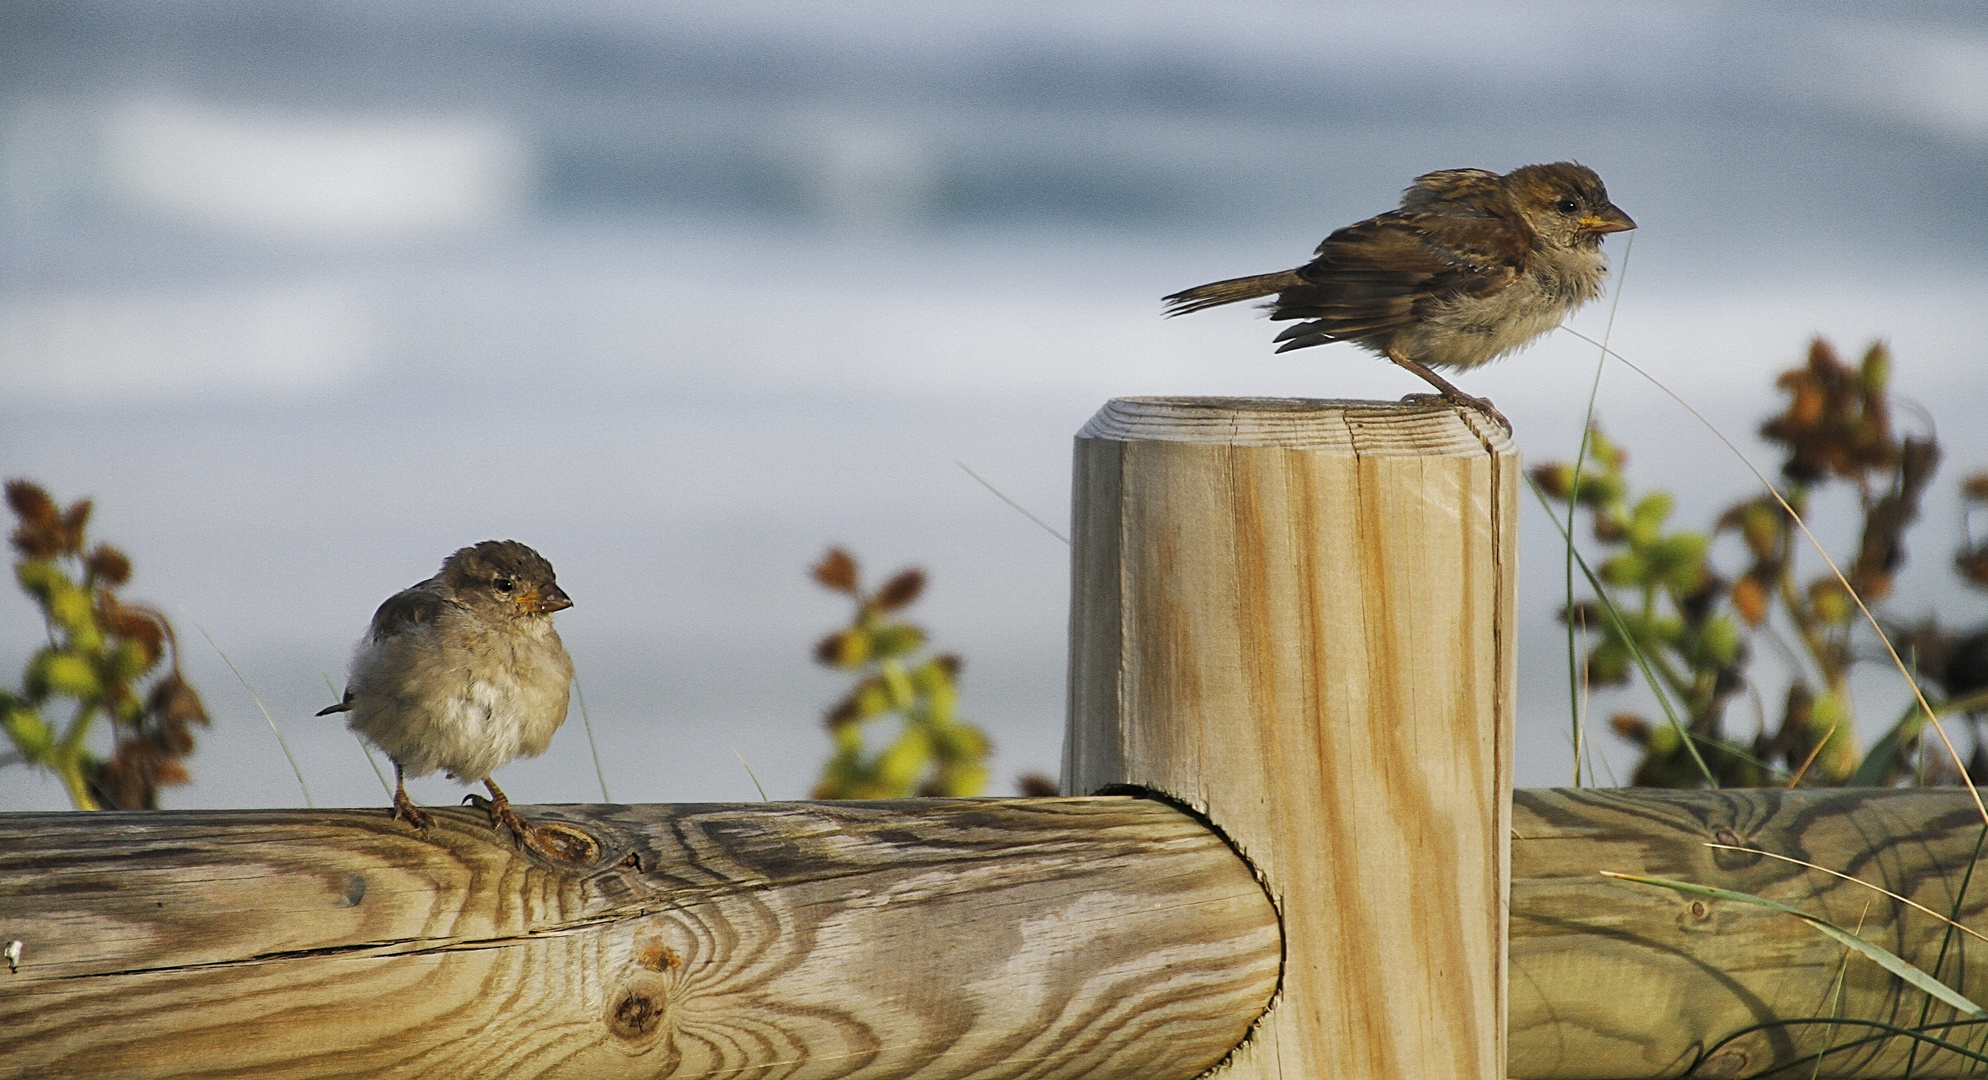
{"left": 1163, "top": 162, "right": 1635, "bottom": 433}
{"left": 318, "top": 540, "right": 574, "bottom": 843}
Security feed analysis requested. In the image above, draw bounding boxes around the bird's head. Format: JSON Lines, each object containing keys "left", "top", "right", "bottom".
{"left": 441, "top": 540, "right": 572, "bottom": 619}
{"left": 1505, "top": 162, "right": 1635, "bottom": 251}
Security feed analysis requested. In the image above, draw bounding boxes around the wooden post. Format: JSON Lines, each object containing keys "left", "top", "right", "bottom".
{"left": 1065, "top": 397, "right": 1518, "bottom": 1080}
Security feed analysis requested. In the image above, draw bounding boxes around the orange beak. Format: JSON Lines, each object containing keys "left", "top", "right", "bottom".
{"left": 1580, "top": 204, "right": 1636, "bottom": 234}
{"left": 518, "top": 584, "right": 573, "bottom": 615}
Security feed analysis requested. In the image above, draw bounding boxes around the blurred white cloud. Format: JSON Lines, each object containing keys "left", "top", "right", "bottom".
{"left": 84, "top": 98, "right": 534, "bottom": 239}
{"left": 791, "top": 116, "right": 936, "bottom": 232}
{"left": 0, "top": 282, "right": 372, "bottom": 400}
{"left": 1805, "top": 21, "right": 1988, "bottom": 145}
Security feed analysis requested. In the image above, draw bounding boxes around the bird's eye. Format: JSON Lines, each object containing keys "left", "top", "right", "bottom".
{"left": 1555, "top": 197, "right": 1580, "bottom": 215}
{"left": 493, "top": 577, "right": 515, "bottom": 594}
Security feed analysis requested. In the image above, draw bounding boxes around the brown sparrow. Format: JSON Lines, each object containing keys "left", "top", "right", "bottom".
{"left": 1164, "top": 162, "right": 1635, "bottom": 431}
{"left": 319, "top": 540, "right": 573, "bottom": 841}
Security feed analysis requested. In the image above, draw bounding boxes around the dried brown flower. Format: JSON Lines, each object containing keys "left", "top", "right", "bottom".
{"left": 870, "top": 569, "right": 926, "bottom": 613}
{"left": 1761, "top": 338, "right": 1898, "bottom": 485}
{"left": 87, "top": 544, "right": 131, "bottom": 586}
{"left": 812, "top": 548, "right": 860, "bottom": 594}
{"left": 1608, "top": 712, "right": 1650, "bottom": 743}
{"left": 1730, "top": 574, "right": 1768, "bottom": 628}
{"left": 1016, "top": 773, "right": 1060, "bottom": 797}
{"left": 6, "top": 480, "right": 64, "bottom": 559}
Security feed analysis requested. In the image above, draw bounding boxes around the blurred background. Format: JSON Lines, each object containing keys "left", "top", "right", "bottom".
{"left": 4, "top": 0, "right": 1987, "bottom": 809}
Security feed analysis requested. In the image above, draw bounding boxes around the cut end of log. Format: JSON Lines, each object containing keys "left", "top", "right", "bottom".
{"left": 1077, "top": 396, "right": 1514, "bottom": 454}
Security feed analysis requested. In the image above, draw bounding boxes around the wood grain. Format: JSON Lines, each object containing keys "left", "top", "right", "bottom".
{"left": 0, "top": 798, "right": 1280, "bottom": 1080}
{"left": 1064, "top": 397, "right": 1519, "bottom": 1080}
{"left": 7, "top": 789, "right": 1988, "bottom": 1079}
{"left": 1512, "top": 787, "right": 1988, "bottom": 1080}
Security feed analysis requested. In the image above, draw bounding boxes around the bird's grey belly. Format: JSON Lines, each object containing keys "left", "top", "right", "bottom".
{"left": 346, "top": 632, "right": 571, "bottom": 781}
{"left": 1399, "top": 248, "right": 1608, "bottom": 370}
{"left": 1403, "top": 284, "right": 1578, "bottom": 370}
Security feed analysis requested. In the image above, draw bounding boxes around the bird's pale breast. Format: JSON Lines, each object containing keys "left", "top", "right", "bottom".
{"left": 1392, "top": 243, "right": 1610, "bottom": 370}
{"left": 344, "top": 609, "right": 572, "bottom": 781}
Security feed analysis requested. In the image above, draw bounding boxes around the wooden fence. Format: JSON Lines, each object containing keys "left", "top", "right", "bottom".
{"left": 3, "top": 398, "right": 1984, "bottom": 1080}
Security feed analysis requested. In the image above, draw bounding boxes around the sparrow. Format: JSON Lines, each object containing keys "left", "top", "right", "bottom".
{"left": 1164, "top": 162, "right": 1635, "bottom": 431}
{"left": 318, "top": 540, "right": 573, "bottom": 842}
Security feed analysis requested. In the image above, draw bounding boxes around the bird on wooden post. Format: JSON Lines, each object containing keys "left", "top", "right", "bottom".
{"left": 1163, "top": 161, "right": 1635, "bottom": 432}
{"left": 319, "top": 540, "right": 574, "bottom": 843}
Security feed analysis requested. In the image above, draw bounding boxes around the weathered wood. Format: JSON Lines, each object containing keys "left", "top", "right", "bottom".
{"left": 8, "top": 787, "right": 1988, "bottom": 1080}
{"left": 1511, "top": 787, "right": 1988, "bottom": 1080}
{"left": 0, "top": 797, "right": 1281, "bottom": 1080}
{"left": 1064, "top": 397, "right": 1519, "bottom": 1080}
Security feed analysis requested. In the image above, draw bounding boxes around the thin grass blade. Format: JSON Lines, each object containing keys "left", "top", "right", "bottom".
{"left": 1604, "top": 871, "right": 1985, "bottom": 1017}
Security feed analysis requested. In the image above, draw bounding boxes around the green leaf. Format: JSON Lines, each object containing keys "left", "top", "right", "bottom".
{"left": 1848, "top": 700, "right": 1923, "bottom": 788}
{"left": 1629, "top": 491, "right": 1674, "bottom": 545}
{"left": 852, "top": 679, "right": 892, "bottom": 721}
{"left": 47, "top": 581, "right": 96, "bottom": 637}
{"left": 13, "top": 559, "right": 61, "bottom": 602}
{"left": 1599, "top": 553, "right": 1648, "bottom": 587}
{"left": 1647, "top": 615, "right": 1685, "bottom": 646}
{"left": 1, "top": 699, "right": 53, "bottom": 759}
{"left": 108, "top": 639, "right": 152, "bottom": 680}
{"left": 880, "top": 660, "right": 915, "bottom": 710}
{"left": 875, "top": 725, "right": 933, "bottom": 794}
{"left": 1586, "top": 472, "right": 1627, "bottom": 506}
{"left": 27, "top": 648, "right": 100, "bottom": 700}
{"left": 1697, "top": 616, "right": 1741, "bottom": 667}
{"left": 1604, "top": 872, "right": 1985, "bottom": 1017}
{"left": 870, "top": 623, "right": 927, "bottom": 661}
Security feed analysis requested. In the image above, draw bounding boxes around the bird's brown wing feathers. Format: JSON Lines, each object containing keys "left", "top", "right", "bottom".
{"left": 1268, "top": 210, "right": 1528, "bottom": 352}
{"left": 1398, "top": 168, "right": 1506, "bottom": 213}
{"left": 367, "top": 580, "right": 449, "bottom": 643}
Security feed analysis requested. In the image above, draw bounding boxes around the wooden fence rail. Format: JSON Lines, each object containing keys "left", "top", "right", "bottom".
{"left": 0, "top": 798, "right": 1280, "bottom": 1079}
{"left": 7, "top": 789, "right": 1988, "bottom": 1079}
{"left": 6, "top": 398, "right": 1986, "bottom": 1080}
{"left": 1512, "top": 787, "right": 1988, "bottom": 1080}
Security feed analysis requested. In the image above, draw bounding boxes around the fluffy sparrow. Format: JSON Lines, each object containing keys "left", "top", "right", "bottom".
{"left": 1164, "top": 162, "right": 1635, "bottom": 431}
{"left": 319, "top": 540, "right": 573, "bottom": 841}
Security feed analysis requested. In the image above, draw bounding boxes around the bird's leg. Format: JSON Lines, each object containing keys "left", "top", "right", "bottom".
{"left": 466, "top": 778, "right": 532, "bottom": 843}
{"left": 390, "top": 761, "right": 433, "bottom": 832}
{"left": 1385, "top": 349, "right": 1512, "bottom": 434}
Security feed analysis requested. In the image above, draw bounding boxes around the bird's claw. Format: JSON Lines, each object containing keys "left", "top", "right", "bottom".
{"left": 1399, "top": 391, "right": 1512, "bottom": 435}
{"left": 464, "top": 792, "right": 532, "bottom": 845}
{"left": 1456, "top": 393, "right": 1513, "bottom": 435}
{"left": 392, "top": 791, "right": 434, "bottom": 833}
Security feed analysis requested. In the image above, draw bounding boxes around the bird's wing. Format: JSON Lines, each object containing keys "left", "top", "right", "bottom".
{"left": 366, "top": 580, "right": 450, "bottom": 643}
{"left": 1268, "top": 210, "right": 1530, "bottom": 350}
{"left": 1398, "top": 168, "right": 1505, "bottom": 212}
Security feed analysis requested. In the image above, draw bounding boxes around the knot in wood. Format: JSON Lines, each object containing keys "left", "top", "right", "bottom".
{"left": 608, "top": 978, "right": 669, "bottom": 1042}
{"left": 1709, "top": 828, "right": 1761, "bottom": 871}
{"left": 529, "top": 821, "right": 603, "bottom": 864}
{"left": 1695, "top": 1046, "right": 1753, "bottom": 1078}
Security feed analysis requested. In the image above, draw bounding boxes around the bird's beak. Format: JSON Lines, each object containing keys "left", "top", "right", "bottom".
{"left": 1580, "top": 204, "right": 1636, "bottom": 234}
{"left": 520, "top": 584, "right": 573, "bottom": 615}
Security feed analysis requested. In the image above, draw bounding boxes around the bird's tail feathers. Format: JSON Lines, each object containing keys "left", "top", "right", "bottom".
{"left": 1162, "top": 270, "right": 1305, "bottom": 316}
{"left": 316, "top": 691, "right": 354, "bottom": 716}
